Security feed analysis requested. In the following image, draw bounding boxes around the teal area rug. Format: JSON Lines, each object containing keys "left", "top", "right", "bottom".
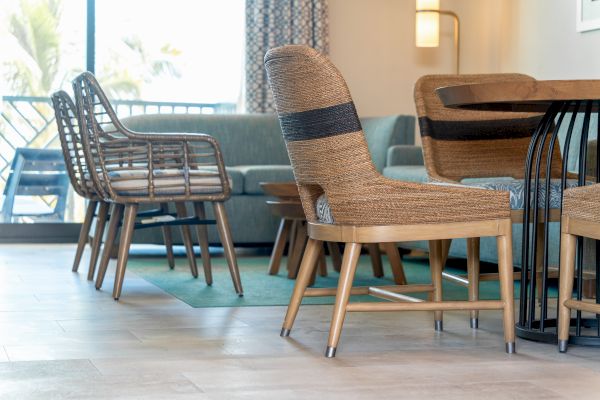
{"left": 128, "top": 255, "right": 555, "bottom": 308}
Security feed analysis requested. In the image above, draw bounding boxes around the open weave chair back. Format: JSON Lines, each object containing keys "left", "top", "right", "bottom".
{"left": 415, "top": 74, "right": 561, "bottom": 182}
{"left": 72, "top": 72, "right": 230, "bottom": 202}
{"left": 51, "top": 90, "right": 96, "bottom": 199}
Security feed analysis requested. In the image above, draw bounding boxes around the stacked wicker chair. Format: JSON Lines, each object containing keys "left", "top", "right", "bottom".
{"left": 558, "top": 184, "right": 600, "bottom": 352}
{"left": 414, "top": 74, "right": 570, "bottom": 328}
{"left": 51, "top": 90, "right": 194, "bottom": 281}
{"left": 71, "top": 72, "right": 243, "bottom": 300}
{"left": 264, "top": 45, "right": 516, "bottom": 357}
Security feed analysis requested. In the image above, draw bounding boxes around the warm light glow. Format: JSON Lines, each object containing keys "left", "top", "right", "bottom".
{"left": 416, "top": 0, "right": 440, "bottom": 47}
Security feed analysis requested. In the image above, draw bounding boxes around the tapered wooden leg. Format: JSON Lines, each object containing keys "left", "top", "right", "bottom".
{"left": 281, "top": 238, "right": 322, "bottom": 336}
{"left": 162, "top": 226, "right": 175, "bottom": 270}
{"left": 112, "top": 204, "right": 138, "bottom": 300}
{"left": 193, "top": 202, "right": 212, "bottom": 285}
{"left": 268, "top": 218, "right": 292, "bottom": 275}
{"left": 558, "top": 231, "right": 577, "bottom": 353}
{"left": 497, "top": 225, "right": 516, "bottom": 354}
{"left": 286, "top": 220, "right": 298, "bottom": 273}
{"left": 429, "top": 240, "right": 444, "bottom": 331}
{"left": 288, "top": 221, "right": 308, "bottom": 279}
{"left": 318, "top": 245, "right": 328, "bottom": 277}
{"left": 367, "top": 243, "right": 384, "bottom": 278}
{"left": 327, "top": 242, "right": 342, "bottom": 272}
{"left": 87, "top": 201, "right": 109, "bottom": 281}
{"left": 467, "top": 237, "right": 481, "bottom": 328}
{"left": 441, "top": 239, "right": 451, "bottom": 267}
{"left": 384, "top": 242, "right": 407, "bottom": 285}
{"left": 175, "top": 202, "right": 198, "bottom": 279}
{"left": 95, "top": 204, "right": 123, "bottom": 290}
{"left": 326, "top": 242, "right": 361, "bottom": 358}
{"left": 213, "top": 202, "right": 243, "bottom": 296}
{"left": 535, "top": 222, "right": 545, "bottom": 303}
{"left": 72, "top": 200, "right": 97, "bottom": 272}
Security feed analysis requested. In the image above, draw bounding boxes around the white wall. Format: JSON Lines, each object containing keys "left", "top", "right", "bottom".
{"left": 328, "top": 0, "right": 600, "bottom": 143}
{"left": 501, "top": 0, "right": 600, "bottom": 79}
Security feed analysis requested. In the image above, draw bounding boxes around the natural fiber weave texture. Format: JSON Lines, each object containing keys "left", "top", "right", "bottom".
{"left": 563, "top": 184, "right": 600, "bottom": 224}
{"left": 415, "top": 74, "right": 562, "bottom": 182}
{"left": 52, "top": 90, "right": 98, "bottom": 201}
{"left": 265, "top": 45, "right": 510, "bottom": 226}
{"left": 72, "top": 72, "right": 231, "bottom": 204}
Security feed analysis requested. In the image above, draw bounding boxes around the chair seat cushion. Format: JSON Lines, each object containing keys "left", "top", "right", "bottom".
{"left": 107, "top": 168, "right": 228, "bottom": 196}
{"left": 463, "top": 178, "right": 580, "bottom": 210}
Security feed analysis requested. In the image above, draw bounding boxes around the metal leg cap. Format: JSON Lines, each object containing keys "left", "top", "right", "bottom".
{"left": 435, "top": 320, "right": 443, "bottom": 331}
{"left": 238, "top": 293, "right": 244, "bottom": 298}
{"left": 325, "top": 346, "right": 336, "bottom": 358}
{"left": 113, "top": 298, "right": 119, "bottom": 301}
{"left": 280, "top": 328, "right": 291, "bottom": 337}
{"left": 558, "top": 340, "right": 568, "bottom": 353}
{"left": 470, "top": 318, "right": 479, "bottom": 329}
{"left": 506, "top": 342, "right": 516, "bottom": 354}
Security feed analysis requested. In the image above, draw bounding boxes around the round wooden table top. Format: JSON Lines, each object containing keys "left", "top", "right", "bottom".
{"left": 436, "top": 79, "right": 600, "bottom": 112}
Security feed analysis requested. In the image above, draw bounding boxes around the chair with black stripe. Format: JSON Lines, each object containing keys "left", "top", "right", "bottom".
{"left": 265, "top": 45, "right": 516, "bottom": 357}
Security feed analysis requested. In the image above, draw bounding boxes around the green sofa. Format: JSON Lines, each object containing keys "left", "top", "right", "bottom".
{"left": 122, "top": 113, "right": 416, "bottom": 245}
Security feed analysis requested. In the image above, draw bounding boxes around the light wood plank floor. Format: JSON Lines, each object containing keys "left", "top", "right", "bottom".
{"left": 2, "top": 244, "right": 600, "bottom": 399}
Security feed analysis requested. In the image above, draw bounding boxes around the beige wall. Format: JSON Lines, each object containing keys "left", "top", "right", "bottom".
{"left": 501, "top": 0, "right": 600, "bottom": 79}
{"left": 328, "top": 0, "right": 600, "bottom": 142}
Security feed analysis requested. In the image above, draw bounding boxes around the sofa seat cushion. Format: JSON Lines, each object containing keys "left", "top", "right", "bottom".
{"left": 107, "top": 168, "right": 229, "bottom": 196}
{"left": 462, "top": 178, "right": 580, "bottom": 210}
{"left": 383, "top": 165, "right": 428, "bottom": 183}
{"left": 235, "top": 165, "right": 295, "bottom": 195}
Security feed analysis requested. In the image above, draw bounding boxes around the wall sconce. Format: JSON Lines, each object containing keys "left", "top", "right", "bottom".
{"left": 415, "top": 0, "right": 460, "bottom": 74}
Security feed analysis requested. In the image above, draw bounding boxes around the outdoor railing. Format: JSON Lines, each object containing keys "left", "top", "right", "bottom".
{"left": 0, "top": 95, "right": 237, "bottom": 189}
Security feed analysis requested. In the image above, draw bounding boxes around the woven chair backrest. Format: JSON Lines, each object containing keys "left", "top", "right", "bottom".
{"left": 264, "top": 45, "right": 381, "bottom": 222}
{"left": 414, "top": 74, "right": 561, "bottom": 181}
{"left": 51, "top": 90, "right": 95, "bottom": 199}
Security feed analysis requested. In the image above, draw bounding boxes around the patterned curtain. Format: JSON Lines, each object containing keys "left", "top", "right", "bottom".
{"left": 245, "top": 0, "right": 329, "bottom": 113}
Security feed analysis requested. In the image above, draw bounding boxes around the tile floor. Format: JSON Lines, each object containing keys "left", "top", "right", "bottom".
{"left": 1, "top": 244, "right": 600, "bottom": 399}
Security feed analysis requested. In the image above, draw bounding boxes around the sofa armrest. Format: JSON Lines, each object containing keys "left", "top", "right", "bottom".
{"left": 386, "top": 145, "right": 424, "bottom": 167}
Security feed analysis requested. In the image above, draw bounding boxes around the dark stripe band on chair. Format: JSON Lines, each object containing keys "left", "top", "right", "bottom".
{"left": 279, "top": 102, "right": 362, "bottom": 141}
{"left": 419, "top": 116, "right": 542, "bottom": 141}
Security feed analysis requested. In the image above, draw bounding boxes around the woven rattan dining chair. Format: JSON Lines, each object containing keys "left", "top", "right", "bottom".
{"left": 72, "top": 72, "right": 243, "bottom": 300}
{"left": 52, "top": 90, "right": 183, "bottom": 280}
{"left": 414, "top": 74, "right": 569, "bottom": 328}
{"left": 558, "top": 184, "right": 600, "bottom": 352}
{"left": 264, "top": 45, "right": 516, "bottom": 357}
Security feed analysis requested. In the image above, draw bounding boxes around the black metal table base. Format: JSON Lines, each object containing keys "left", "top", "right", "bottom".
{"left": 518, "top": 99, "right": 600, "bottom": 346}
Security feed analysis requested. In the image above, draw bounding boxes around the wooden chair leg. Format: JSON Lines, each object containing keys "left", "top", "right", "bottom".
{"left": 269, "top": 218, "right": 292, "bottom": 275}
{"left": 327, "top": 242, "right": 342, "bottom": 272}
{"left": 384, "top": 242, "right": 406, "bottom": 285}
{"left": 112, "top": 204, "right": 138, "bottom": 300}
{"left": 326, "top": 242, "right": 362, "bottom": 358}
{"left": 286, "top": 220, "right": 298, "bottom": 273}
{"left": 429, "top": 240, "right": 444, "bottom": 331}
{"left": 318, "top": 245, "right": 328, "bottom": 277}
{"left": 467, "top": 237, "right": 481, "bottom": 329}
{"left": 213, "top": 202, "right": 243, "bottom": 296}
{"left": 72, "top": 200, "right": 97, "bottom": 272}
{"left": 497, "top": 225, "right": 516, "bottom": 354}
{"left": 193, "top": 202, "right": 213, "bottom": 286}
{"left": 161, "top": 226, "right": 175, "bottom": 270}
{"left": 175, "top": 202, "right": 199, "bottom": 279}
{"left": 367, "top": 243, "right": 384, "bottom": 278}
{"left": 441, "top": 239, "right": 451, "bottom": 267}
{"left": 95, "top": 204, "right": 123, "bottom": 290}
{"left": 288, "top": 221, "right": 308, "bottom": 279}
{"left": 87, "top": 201, "right": 109, "bottom": 281}
{"left": 558, "top": 231, "right": 577, "bottom": 353}
{"left": 281, "top": 238, "right": 322, "bottom": 336}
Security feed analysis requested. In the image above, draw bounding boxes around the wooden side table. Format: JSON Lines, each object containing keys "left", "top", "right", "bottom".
{"left": 261, "top": 182, "right": 406, "bottom": 285}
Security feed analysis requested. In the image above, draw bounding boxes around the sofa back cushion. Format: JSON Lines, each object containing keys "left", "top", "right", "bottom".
{"left": 123, "top": 113, "right": 415, "bottom": 171}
